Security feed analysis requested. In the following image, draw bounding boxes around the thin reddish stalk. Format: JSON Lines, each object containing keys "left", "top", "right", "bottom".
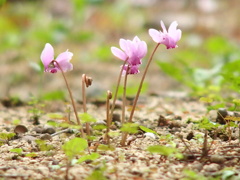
{"left": 128, "top": 43, "right": 160, "bottom": 122}
{"left": 109, "top": 59, "right": 128, "bottom": 125}
{"left": 82, "top": 74, "right": 90, "bottom": 136}
{"left": 53, "top": 60, "right": 85, "bottom": 138}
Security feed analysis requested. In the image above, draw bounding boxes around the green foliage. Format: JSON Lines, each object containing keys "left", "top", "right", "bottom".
{"left": 41, "top": 90, "right": 65, "bottom": 101}
{"left": 78, "top": 153, "right": 100, "bottom": 163}
{"left": 139, "top": 125, "right": 158, "bottom": 135}
{"left": 25, "top": 152, "right": 38, "bottom": 158}
{"left": 120, "top": 123, "right": 139, "bottom": 134}
{"left": 35, "top": 139, "right": 54, "bottom": 151}
{"left": 86, "top": 164, "right": 107, "bottom": 180}
{"left": 182, "top": 169, "right": 208, "bottom": 180}
{"left": 47, "top": 120, "right": 82, "bottom": 130}
{"left": 98, "top": 144, "right": 115, "bottom": 151}
{"left": 0, "top": 132, "right": 15, "bottom": 141}
{"left": 221, "top": 170, "right": 237, "bottom": 180}
{"left": 12, "top": 119, "right": 21, "bottom": 125}
{"left": 62, "top": 138, "right": 88, "bottom": 160}
{"left": 147, "top": 145, "right": 183, "bottom": 159}
{"left": 196, "top": 117, "right": 219, "bottom": 130}
{"left": 92, "top": 124, "right": 107, "bottom": 130}
{"left": 79, "top": 113, "right": 97, "bottom": 123}
{"left": 10, "top": 148, "right": 23, "bottom": 155}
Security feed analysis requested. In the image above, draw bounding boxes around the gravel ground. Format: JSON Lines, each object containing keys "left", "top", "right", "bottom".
{"left": 1, "top": 93, "right": 240, "bottom": 180}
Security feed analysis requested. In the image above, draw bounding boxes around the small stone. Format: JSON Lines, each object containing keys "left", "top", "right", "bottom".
{"left": 203, "top": 163, "right": 220, "bottom": 172}
{"left": 216, "top": 108, "right": 227, "bottom": 124}
{"left": 33, "top": 127, "right": 44, "bottom": 133}
{"left": 42, "top": 127, "right": 56, "bottom": 134}
{"left": 40, "top": 134, "right": 52, "bottom": 140}
{"left": 14, "top": 125, "right": 28, "bottom": 134}
{"left": 144, "top": 132, "right": 157, "bottom": 139}
{"left": 210, "top": 155, "right": 226, "bottom": 164}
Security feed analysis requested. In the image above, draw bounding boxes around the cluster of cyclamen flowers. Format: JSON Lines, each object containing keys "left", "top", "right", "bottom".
{"left": 40, "top": 20, "right": 181, "bottom": 143}
{"left": 41, "top": 20, "right": 181, "bottom": 75}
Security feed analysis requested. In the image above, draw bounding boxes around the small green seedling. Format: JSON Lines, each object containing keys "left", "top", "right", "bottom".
{"left": 10, "top": 148, "right": 23, "bottom": 155}
{"left": 86, "top": 163, "right": 107, "bottom": 180}
{"left": 78, "top": 113, "right": 97, "bottom": 123}
{"left": 62, "top": 137, "right": 88, "bottom": 160}
{"left": 139, "top": 125, "right": 158, "bottom": 135}
{"left": 0, "top": 132, "right": 16, "bottom": 145}
{"left": 120, "top": 123, "right": 139, "bottom": 134}
{"left": 35, "top": 139, "right": 54, "bottom": 151}
{"left": 77, "top": 152, "right": 100, "bottom": 164}
{"left": 147, "top": 145, "right": 183, "bottom": 159}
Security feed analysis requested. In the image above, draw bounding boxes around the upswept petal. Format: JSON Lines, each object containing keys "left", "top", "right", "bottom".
{"left": 160, "top": 20, "right": 167, "bottom": 33}
{"left": 168, "top": 21, "right": 178, "bottom": 34}
{"left": 55, "top": 51, "right": 73, "bottom": 72}
{"left": 149, "top": 29, "right": 163, "bottom": 43}
{"left": 119, "top": 39, "right": 129, "bottom": 53}
{"left": 56, "top": 51, "right": 73, "bottom": 63}
{"left": 111, "top": 47, "right": 127, "bottom": 60}
{"left": 41, "top": 43, "right": 54, "bottom": 68}
{"left": 137, "top": 41, "right": 147, "bottom": 59}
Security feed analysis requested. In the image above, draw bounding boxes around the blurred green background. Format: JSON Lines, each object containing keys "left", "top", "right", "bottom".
{"left": 1, "top": 0, "right": 240, "bottom": 101}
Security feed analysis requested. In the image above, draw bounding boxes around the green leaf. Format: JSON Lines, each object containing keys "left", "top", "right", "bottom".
{"left": 86, "top": 164, "right": 107, "bottom": 180}
{"left": 92, "top": 124, "right": 107, "bottom": 130}
{"left": 0, "top": 133, "right": 16, "bottom": 140}
{"left": 199, "top": 97, "right": 213, "bottom": 103}
{"left": 139, "top": 125, "right": 158, "bottom": 135}
{"left": 10, "top": 148, "right": 23, "bottom": 155}
{"left": 120, "top": 123, "right": 138, "bottom": 134}
{"left": 221, "top": 170, "right": 236, "bottom": 180}
{"left": 62, "top": 138, "right": 88, "bottom": 159}
{"left": 147, "top": 145, "right": 183, "bottom": 159}
{"left": 47, "top": 113, "right": 64, "bottom": 119}
{"left": 79, "top": 113, "right": 97, "bottom": 123}
{"left": 78, "top": 153, "right": 100, "bottom": 163}
{"left": 98, "top": 144, "right": 115, "bottom": 151}
{"left": 197, "top": 117, "right": 219, "bottom": 130}
{"left": 25, "top": 153, "right": 38, "bottom": 158}
{"left": 35, "top": 139, "right": 54, "bottom": 151}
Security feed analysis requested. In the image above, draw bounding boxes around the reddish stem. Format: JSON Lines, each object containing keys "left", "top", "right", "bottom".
{"left": 53, "top": 60, "right": 85, "bottom": 138}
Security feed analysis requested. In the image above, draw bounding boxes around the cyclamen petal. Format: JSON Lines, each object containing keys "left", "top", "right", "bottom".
{"left": 41, "top": 43, "right": 54, "bottom": 70}
{"left": 111, "top": 47, "right": 128, "bottom": 61}
{"left": 40, "top": 43, "right": 73, "bottom": 73}
{"left": 149, "top": 20, "right": 181, "bottom": 49}
{"left": 112, "top": 36, "right": 147, "bottom": 75}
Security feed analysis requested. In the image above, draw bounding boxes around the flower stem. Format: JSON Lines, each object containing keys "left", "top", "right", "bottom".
{"left": 105, "top": 90, "right": 112, "bottom": 146}
{"left": 120, "top": 66, "right": 129, "bottom": 146}
{"left": 128, "top": 43, "right": 160, "bottom": 123}
{"left": 121, "top": 65, "right": 129, "bottom": 124}
{"left": 109, "top": 59, "right": 128, "bottom": 126}
{"left": 53, "top": 60, "right": 85, "bottom": 138}
{"left": 82, "top": 74, "right": 91, "bottom": 136}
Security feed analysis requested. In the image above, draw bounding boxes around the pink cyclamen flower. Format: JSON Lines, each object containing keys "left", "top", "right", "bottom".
{"left": 149, "top": 21, "right": 181, "bottom": 49}
{"left": 111, "top": 36, "right": 147, "bottom": 75}
{"left": 41, "top": 43, "right": 73, "bottom": 73}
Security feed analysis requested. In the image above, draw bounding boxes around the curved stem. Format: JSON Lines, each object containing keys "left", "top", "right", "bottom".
{"left": 122, "top": 65, "right": 129, "bottom": 124}
{"left": 53, "top": 60, "right": 85, "bottom": 138}
{"left": 109, "top": 59, "right": 128, "bottom": 126}
{"left": 128, "top": 43, "right": 160, "bottom": 122}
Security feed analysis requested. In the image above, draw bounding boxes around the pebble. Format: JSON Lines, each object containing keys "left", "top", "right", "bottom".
{"left": 203, "top": 163, "right": 220, "bottom": 172}
{"left": 210, "top": 155, "right": 226, "bottom": 164}
{"left": 144, "top": 132, "right": 157, "bottom": 139}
